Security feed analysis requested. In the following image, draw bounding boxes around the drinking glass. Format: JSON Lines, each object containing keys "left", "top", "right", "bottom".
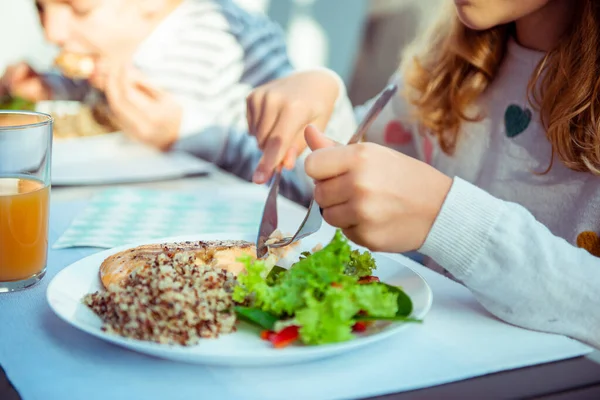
{"left": 0, "top": 111, "right": 53, "bottom": 292}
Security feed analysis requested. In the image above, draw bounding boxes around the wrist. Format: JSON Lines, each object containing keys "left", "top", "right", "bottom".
{"left": 309, "top": 67, "right": 343, "bottom": 109}
{"left": 293, "top": 67, "right": 341, "bottom": 116}
{"left": 419, "top": 170, "right": 453, "bottom": 248}
{"left": 419, "top": 177, "right": 505, "bottom": 279}
{"left": 308, "top": 67, "right": 342, "bottom": 97}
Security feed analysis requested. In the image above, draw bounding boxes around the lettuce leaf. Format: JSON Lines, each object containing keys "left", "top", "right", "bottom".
{"left": 345, "top": 249, "right": 377, "bottom": 277}
{"left": 0, "top": 96, "right": 35, "bottom": 111}
{"left": 234, "top": 230, "right": 405, "bottom": 345}
{"left": 297, "top": 240, "right": 376, "bottom": 278}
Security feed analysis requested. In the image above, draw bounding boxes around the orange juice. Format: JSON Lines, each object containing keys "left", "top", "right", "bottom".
{"left": 0, "top": 178, "right": 49, "bottom": 281}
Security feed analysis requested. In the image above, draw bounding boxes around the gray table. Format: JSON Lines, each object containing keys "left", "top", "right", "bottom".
{"left": 3, "top": 170, "right": 599, "bottom": 399}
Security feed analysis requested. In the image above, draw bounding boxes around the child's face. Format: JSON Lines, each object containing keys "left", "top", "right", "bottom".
{"left": 453, "top": 0, "right": 553, "bottom": 30}
{"left": 36, "top": 0, "right": 162, "bottom": 87}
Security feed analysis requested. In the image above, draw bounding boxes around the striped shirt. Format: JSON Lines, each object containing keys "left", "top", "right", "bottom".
{"left": 46, "top": 0, "right": 318, "bottom": 203}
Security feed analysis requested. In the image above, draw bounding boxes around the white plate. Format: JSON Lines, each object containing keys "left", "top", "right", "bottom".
{"left": 51, "top": 133, "right": 213, "bottom": 186}
{"left": 46, "top": 231, "right": 432, "bottom": 366}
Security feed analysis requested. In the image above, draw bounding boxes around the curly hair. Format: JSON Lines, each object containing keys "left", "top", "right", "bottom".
{"left": 404, "top": 0, "right": 600, "bottom": 174}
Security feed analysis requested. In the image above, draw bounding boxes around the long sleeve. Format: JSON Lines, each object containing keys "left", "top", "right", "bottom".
{"left": 420, "top": 177, "right": 600, "bottom": 349}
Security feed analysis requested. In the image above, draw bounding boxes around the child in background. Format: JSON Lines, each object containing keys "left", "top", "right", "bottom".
{"left": 0, "top": 0, "right": 327, "bottom": 201}
{"left": 246, "top": 0, "right": 600, "bottom": 349}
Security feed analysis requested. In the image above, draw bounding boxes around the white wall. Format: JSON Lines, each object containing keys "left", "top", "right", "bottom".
{"left": 349, "top": 0, "right": 442, "bottom": 104}
{"left": 233, "top": 0, "right": 369, "bottom": 83}
{"left": 0, "top": 0, "right": 57, "bottom": 73}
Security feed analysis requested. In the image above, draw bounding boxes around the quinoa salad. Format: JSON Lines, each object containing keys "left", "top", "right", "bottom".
{"left": 84, "top": 252, "right": 237, "bottom": 346}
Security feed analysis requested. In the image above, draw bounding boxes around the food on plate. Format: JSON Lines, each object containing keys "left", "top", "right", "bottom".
{"left": 233, "top": 230, "right": 418, "bottom": 348}
{"left": 84, "top": 251, "right": 237, "bottom": 345}
{"left": 83, "top": 230, "right": 418, "bottom": 348}
{"left": 51, "top": 102, "right": 118, "bottom": 139}
{"left": 0, "top": 97, "right": 118, "bottom": 139}
{"left": 54, "top": 52, "right": 95, "bottom": 79}
{"left": 99, "top": 231, "right": 297, "bottom": 289}
{"left": 99, "top": 239, "right": 259, "bottom": 289}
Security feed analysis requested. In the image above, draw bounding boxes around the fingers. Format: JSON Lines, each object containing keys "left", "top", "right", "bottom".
{"left": 282, "top": 147, "right": 297, "bottom": 170}
{"left": 3, "top": 63, "right": 50, "bottom": 101}
{"left": 247, "top": 88, "right": 277, "bottom": 149}
{"left": 105, "top": 64, "right": 150, "bottom": 137}
{"left": 313, "top": 173, "right": 354, "bottom": 208}
{"left": 108, "top": 64, "right": 158, "bottom": 114}
{"left": 1, "top": 63, "right": 34, "bottom": 96}
{"left": 0, "top": 67, "right": 13, "bottom": 96}
{"left": 14, "top": 79, "right": 45, "bottom": 101}
{"left": 264, "top": 105, "right": 306, "bottom": 163}
{"left": 105, "top": 64, "right": 129, "bottom": 125}
{"left": 252, "top": 105, "right": 308, "bottom": 183}
{"left": 305, "top": 124, "right": 337, "bottom": 151}
{"left": 106, "top": 63, "right": 180, "bottom": 149}
{"left": 339, "top": 226, "right": 367, "bottom": 248}
{"left": 246, "top": 92, "right": 259, "bottom": 136}
{"left": 254, "top": 94, "right": 281, "bottom": 149}
{"left": 119, "top": 67, "right": 156, "bottom": 109}
{"left": 285, "top": 132, "right": 311, "bottom": 167}
{"left": 321, "top": 202, "right": 358, "bottom": 229}
{"left": 127, "top": 68, "right": 164, "bottom": 99}
{"left": 304, "top": 126, "right": 355, "bottom": 181}
{"left": 253, "top": 147, "right": 296, "bottom": 184}
{"left": 8, "top": 63, "right": 34, "bottom": 84}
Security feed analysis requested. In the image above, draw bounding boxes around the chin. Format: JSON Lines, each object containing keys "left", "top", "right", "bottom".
{"left": 454, "top": 5, "right": 499, "bottom": 31}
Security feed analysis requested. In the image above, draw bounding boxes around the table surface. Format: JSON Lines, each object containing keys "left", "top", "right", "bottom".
{"left": 3, "top": 169, "right": 600, "bottom": 399}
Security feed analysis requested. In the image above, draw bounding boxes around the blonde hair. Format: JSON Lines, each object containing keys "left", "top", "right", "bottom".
{"left": 404, "top": 0, "right": 600, "bottom": 174}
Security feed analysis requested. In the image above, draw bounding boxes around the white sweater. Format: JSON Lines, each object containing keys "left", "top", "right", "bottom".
{"left": 326, "top": 38, "right": 600, "bottom": 349}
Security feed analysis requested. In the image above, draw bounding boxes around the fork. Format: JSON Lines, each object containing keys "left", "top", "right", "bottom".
{"left": 256, "top": 83, "right": 399, "bottom": 258}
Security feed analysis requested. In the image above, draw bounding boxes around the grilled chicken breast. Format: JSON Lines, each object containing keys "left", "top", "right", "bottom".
{"left": 100, "top": 240, "right": 256, "bottom": 289}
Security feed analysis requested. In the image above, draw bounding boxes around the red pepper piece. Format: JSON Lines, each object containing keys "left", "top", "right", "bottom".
{"left": 352, "top": 321, "right": 369, "bottom": 332}
{"left": 269, "top": 325, "right": 300, "bottom": 348}
{"left": 358, "top": 276, "right": 380, "bottom": 284}
{"left": 260, "top": 330, "right": 274, "bottom": 341}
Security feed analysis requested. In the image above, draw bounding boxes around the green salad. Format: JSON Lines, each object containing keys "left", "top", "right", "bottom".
{"left": 233, "top": 230, "right": 419, "bottom": 348}
{"left": 0, "top": 96, "right": 36, "bottom": 111}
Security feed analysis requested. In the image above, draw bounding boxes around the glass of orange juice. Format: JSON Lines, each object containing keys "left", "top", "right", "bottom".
{"left": 0, "top": 111, "right": 53, "bottom": 292}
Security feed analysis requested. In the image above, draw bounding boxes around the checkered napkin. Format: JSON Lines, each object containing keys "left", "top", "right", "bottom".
{"left": 52, "top": 188, "right": 266, "bottom": 249}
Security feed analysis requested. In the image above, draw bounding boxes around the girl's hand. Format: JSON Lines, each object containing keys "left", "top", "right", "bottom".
{"left": 105, "top": 64, "right": 181, "bottom": 150}
{"left": 0, "top": 63, "right": 51, "bottom": 102}
{"left": 246, "top": 70, "right": 340, "bottom": 184}
{"left": 304, "top": 125, "right": 452, "bottom": 253}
